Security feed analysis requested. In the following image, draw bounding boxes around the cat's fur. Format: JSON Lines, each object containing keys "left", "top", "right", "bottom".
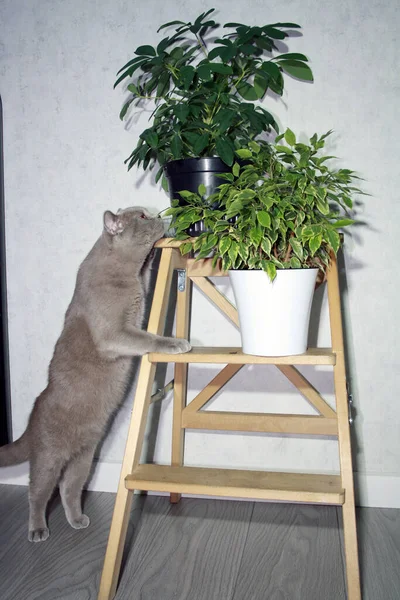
{"left": 0, "top": 206, "right": 191, "bottom": 542}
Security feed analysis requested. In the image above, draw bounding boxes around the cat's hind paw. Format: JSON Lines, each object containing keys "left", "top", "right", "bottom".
{"left": 28, "top": 527, "right": 49, "bottom": 543}
{"left": 68, "top": 514, "right": 90, "bottom": 529}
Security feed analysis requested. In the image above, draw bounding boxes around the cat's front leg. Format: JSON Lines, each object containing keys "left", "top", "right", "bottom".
{"left": 141, "top": 248, "right": 158, "bottom": 296}
{"left": 98, "top": 328, "right": 191, "bottom": 358}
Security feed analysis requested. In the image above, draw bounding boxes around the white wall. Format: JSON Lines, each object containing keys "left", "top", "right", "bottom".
{"left": 1, "top": 0, "right": 399, "bottom": 507}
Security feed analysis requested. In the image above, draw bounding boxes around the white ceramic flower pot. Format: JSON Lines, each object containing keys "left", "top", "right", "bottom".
{"left": 229, "top": 269, "right": 318, "bottom": 356}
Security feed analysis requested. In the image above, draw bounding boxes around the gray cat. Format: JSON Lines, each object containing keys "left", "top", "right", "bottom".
{"left": 0, "top": 206, "right": 191, "bottom": 542}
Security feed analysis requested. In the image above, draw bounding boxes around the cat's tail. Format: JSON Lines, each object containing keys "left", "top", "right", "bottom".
{"left": 0, "top": 429, "right": 30, "bottom": 466}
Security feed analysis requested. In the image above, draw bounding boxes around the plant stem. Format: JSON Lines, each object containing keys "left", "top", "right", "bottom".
{"left": 195, "top": 34, "right": 208, "bottom": 57}
{"left": 284, "top": 231, "right": 295, "bottom": 263}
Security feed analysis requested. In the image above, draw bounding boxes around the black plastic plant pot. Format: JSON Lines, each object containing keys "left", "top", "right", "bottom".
{"left": 164, "top": 157, "right": 232, "bottom": 236}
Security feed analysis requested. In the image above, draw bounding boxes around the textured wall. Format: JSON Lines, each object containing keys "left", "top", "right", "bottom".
{"left": 1, "top": 0, "right": 399, "bottom": 499}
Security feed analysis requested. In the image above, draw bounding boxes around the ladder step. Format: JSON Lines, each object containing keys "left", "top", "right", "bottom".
{"left": 148, "top": 347, "right": 335, "bottom": 365}
{"left": 125, "top": 465, "right": 344, "bottom": 505}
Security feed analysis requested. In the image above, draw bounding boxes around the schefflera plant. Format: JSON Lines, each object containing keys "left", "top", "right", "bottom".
{"left": 165, "top": 130, "right": 362, "bottom": 280}
{"left": 115, "top": 8, "right": 314, "bottom": 188}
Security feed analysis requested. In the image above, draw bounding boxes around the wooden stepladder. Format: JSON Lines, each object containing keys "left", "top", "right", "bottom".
{"left": 98, "top": 239, "right": 361, "bottom": 600}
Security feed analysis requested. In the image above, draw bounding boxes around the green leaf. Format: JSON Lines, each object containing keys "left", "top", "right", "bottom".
{"left": 309, "top": 234, "right": 322, "bottom": 255}
{"left": 232, "top": 162, "right": 240, "bottom": 177}
{"left": 173, "top": 104, "right": 190, "bottom": 122}
{"left": 263, "top": 261, "right": 277, "bottom": 281}
{"left": 250, "top": 226, "right": 262, "bottom": 246}
{"left": 228, "top": 240, "right": 239, "bottom": 263}
{"left": 193, "top": 133, "right": 210, "bottom": 155}
{"left": 284, "top": 128, "right": 296, "bottom": 146}
{"left": 161, "top": 175, "right": 169, "bottom": 193}
{"left": 127, "top": 83, "right": 139, "bottom": 95}
{"left": 156, "top": 72, "right": 170, "bottom": 97}
{"left": 222, "top": 254, "right": 232, "bottom": 272}
{"left": 178, "top": 190, "right": 197, "bottom": 200}
{"left": 183, "top": 132, "right": 200, "bottom": 146}
{"left": 316, "top": 197, "right": 330, "bottom": 215}
{"left": 260, "top": 61, "right": 282, "bottom": 80}
{"left": 238, "top": 242, "right": 249, "bottom": 261}
{"left": 264, "top": 26, "right": 289, "bottom": 39}
{"left": 279, "top": 60, "right": 314, "bottom": 81}
{"left": 116, "top": 55, "right": 149, "bottom": 75}
{"left": 219, "top": 236, "right": 232, "bottom": 255}
{"left": 215, "top": 137, "right": 234, "bottom": 166}
{"left": 257, "top": 211, "right": 271, "bottom": 227}
{"left": 290, "top": 257, "right": 302, "bottom": 269}
{"left": 274, "top": 52, "right": 308, "bottom": 62}
{"left": 135, "top": 45, "right": 156, "bottom": 56}
{"left": 248, "top": 141, "right": 260, "bottom": 154}
{"left": 325, "top": 229, "right": 341, "bottom": 254}
{"left": 179, "top": 65, "right": 195, "bottom": 90}
{"left": 119, "top": 99, "right": 133, "bottom": 120}
{"left": 261, "top": 237, "right": 272, "bottom": 255}
{"left": 235, "top": 148, "right": 252, "bottom": 159}
{"left": 236, "top": 82, "right": 258, "bottom": 101}
{"left": 171, "top": 135, "right": 183, "bottom": 158}
{"left": 140, "top": 130, "right": 158, "bottom": 148}
{"left": 157, "top": 20, "right": 186, "bottom": 32}
{"left": 342, "top": 196, "right": 353, "bottom": 209}
{"left": 275, "top": 145, "right": 293, "bottom": 154}
{"left": 209, "top": 63, "right": 233, "bottom": 74}
{"left": 254, "top": 74, "right": 268, "bottom": 99}
{"left": 260, "top": 195, "right": 275, "bottom": 210}
{"left": 290, "top": 238, "right": 304, "bottom": 261}
{"left": 208, "top": 47, "right": 224, "bottom": 60}
{"left": 156, "top": 37, "right": 171, "bottom": 54}
{"left": 198, "top": 183, "right": 207, "bottom": 197}
{"left": 114, "top": 60, "right": 147, "bottom": 88}
{"left": 268, "top": 22, "right": 301, "bottom": 28}
{"left": 215, "top": 108, "right": 235, "bottom": 133}
{"left": 180, "top": 242, "right": 193, "bottom": 256}
{"left": 197, "top": 64, "right": 213, "bottom": 81}
{"left": 226, "top": 200, "right": 243, "bottom": 217}
{"left": 332, "top": 218, "right": 355, "bottom": 228}
{"left": 236, "top": 189, "right": 256, "bottom": 200}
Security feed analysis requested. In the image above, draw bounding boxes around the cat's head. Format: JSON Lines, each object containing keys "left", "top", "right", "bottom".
{"left": 103, "top": 207, "right": 164, "bottom": 253}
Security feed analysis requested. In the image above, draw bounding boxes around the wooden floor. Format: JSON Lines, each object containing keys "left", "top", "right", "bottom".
{"left": 0, "top": 485, "right": 399, "bottom": 600}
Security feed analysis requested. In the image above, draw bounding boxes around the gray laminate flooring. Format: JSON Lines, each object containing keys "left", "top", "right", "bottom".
{"left": 0, "top": 484, "right": 399, "bottom": 600}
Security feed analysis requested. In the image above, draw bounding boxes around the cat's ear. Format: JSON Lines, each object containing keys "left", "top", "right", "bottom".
{"left": 103, "top": 211, "right": 125, "bottom": 236}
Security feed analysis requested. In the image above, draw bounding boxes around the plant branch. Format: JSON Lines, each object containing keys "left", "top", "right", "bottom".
{"left": 195, "top": 33, "right": 208, "bottom": 57}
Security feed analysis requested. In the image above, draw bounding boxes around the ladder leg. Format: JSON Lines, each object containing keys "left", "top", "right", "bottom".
{"left": 170, "top": 269, "right": 191, "bottom": 503}
{"left": 98, "top": 248, "right": 178, "bottom": 600}
{"left": 327, "top": 255, "right": 361, "bottom": 600}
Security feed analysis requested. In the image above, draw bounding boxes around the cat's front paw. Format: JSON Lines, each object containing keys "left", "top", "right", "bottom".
{"left": 164, "top": 338, "right": 192, "bottom": 354}
{"left": 28, "top": 527, "right": 49, "bottom": 543}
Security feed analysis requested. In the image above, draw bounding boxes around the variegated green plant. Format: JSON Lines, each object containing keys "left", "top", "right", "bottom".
{"left": 164, "top": 130, "right": 363, "bottom": 280}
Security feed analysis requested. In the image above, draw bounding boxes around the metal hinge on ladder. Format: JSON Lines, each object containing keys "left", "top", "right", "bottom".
{"left": 177, "top": 269, "right": 186, "bottom": 292}
{"left": 151, "top": 380, "right": 174, "bottom": 403}
{"left": 347, "top": 382, "right": 354, "bottom": 425}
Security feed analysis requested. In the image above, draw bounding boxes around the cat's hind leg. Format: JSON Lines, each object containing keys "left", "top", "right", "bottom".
{"left": 28, "top": 453, "right": 65, "bottom": 542}
{"left": 59, "top": 445, "right": 96, "bottom": 530}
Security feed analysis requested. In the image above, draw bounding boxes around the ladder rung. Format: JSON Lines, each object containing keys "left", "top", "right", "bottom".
{"left": 148, "top": 347, "right": 336, "bottom": 365}
{"left": 125, "top": 465, "right": 344, "bottom": 505}
{"left": 181, "top": 411, "right": 338, "bottom": 436}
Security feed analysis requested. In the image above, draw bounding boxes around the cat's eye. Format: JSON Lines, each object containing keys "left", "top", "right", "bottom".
{"left": 139, "top": 213, "right": 147, "bottom": 219}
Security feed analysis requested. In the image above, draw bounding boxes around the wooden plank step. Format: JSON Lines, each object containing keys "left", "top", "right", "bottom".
{"left": 125, "top": 465, "right": 344, "bottom": 505}
{"left": 148, "top": 347, "right": 336, "bottom": 366}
